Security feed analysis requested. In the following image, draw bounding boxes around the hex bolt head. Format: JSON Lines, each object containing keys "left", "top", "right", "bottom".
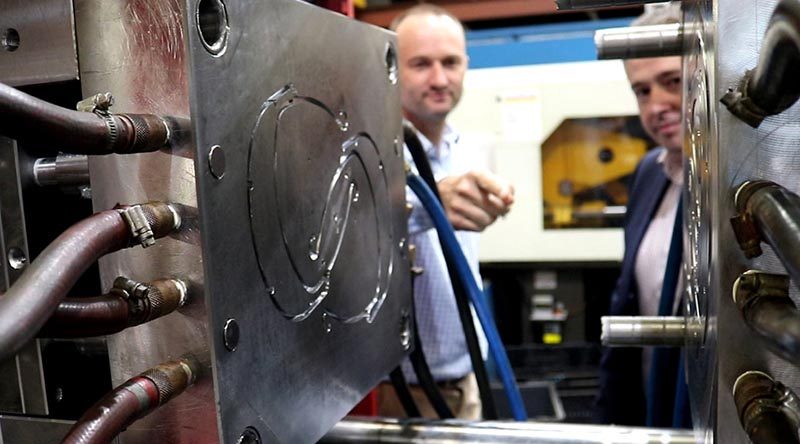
{"left": 208, "top": 144, "right": 226, "bottom": 179}
{"left": 223, "top": 318, "right": 239, "bottom": 351}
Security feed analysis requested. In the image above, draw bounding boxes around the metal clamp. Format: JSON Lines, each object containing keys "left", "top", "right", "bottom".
{"left": 77, "top": 92, "right": 118, "bottom": 152}
{"left": 119, "top": 205, "right": 156, "bottom": 248}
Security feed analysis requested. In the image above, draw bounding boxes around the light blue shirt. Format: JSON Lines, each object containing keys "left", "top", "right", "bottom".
{"left": 402, "top": 125, "right": 488, "bottom": 384}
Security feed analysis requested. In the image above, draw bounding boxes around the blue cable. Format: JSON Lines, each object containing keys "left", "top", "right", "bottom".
{"left": 407, "top": 173, "right": 528, "bottom": 421}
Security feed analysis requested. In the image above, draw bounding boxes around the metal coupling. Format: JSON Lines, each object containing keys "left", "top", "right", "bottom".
{"left": 733, "top": 371, "right": 800, "bottom": 444}
{"left": 732, "top": 270, "right": 790, "bottom": 307}
{"left": 601, "top": 316, "right": 688, "bottom": 347}
{"left": 33, "top": 154, "right": 90, "bottom": 187}
{"left": 112, "top": 276, "right": 188, "bottom": 325}
{"left": 140, "top": 355, "right": 198, "bottom": 406}
{"left": 595, "top": 23, "right": 684, "bottom": 60}
{"left": 555, "top": 0, "right": 673, "bottom": 10}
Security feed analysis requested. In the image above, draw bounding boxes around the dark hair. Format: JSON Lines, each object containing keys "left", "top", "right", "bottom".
{"left": 389, "top": 3, "right": 464, "bottom": 32}
{"left": 631, "top": 2, "right": 681, "bottom": 26}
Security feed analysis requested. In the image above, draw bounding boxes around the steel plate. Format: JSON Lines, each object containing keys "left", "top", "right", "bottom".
{"left": 184, "top": 1, "right": 411, "bottom": 442}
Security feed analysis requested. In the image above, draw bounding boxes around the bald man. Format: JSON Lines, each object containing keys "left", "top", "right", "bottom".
{"left": 376, "top": 5, "right": 514, "bottom": 420}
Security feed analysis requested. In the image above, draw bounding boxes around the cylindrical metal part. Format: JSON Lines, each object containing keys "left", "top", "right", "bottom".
{"left": 733, "top": 371, "right": 800, "bottom": 444}
{"left": 33, "top": 154, "right": 89, "bottom": 187}
{"left": 555, "top": 0, "right": 672, "bottom": 10}
{"left": 736, "top": 181, "right": 800, "bottom": 289}
{"left": 595, "top": 24, "right": 684, "bottom": 59}
{"left": 321, "top": 418, "right": 696, "bottom": 443}
{"left": 601, "top": 316, "right": 686, "bottom": 347}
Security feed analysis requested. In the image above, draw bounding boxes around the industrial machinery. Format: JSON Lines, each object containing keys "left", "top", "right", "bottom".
{"left": 6, "top": 0, "right": 800, "bottom": 442}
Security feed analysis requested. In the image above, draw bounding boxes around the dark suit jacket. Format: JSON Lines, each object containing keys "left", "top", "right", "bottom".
{"left": 596, "top": 148, "right": 670, "bottom": 425}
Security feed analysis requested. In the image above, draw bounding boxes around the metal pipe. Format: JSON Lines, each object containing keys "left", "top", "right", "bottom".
{"left": 555, "top": 0, "right": 672, "bottom": 11}
{"left": 601, "top": 316, "right": 687, "bottom": 347}
{"left": 33, "top": 154, "right": 89, "bottom": 187}
{"left": 38, "top": 277, "right": 187, "bottom": 338}
{"left": 733, "top": 270, "right": 800, "bottom": 364}
{"left": 733, "top": 371, "right": 800, "bottom": 444}
{"left": 0, "top": 82, "right": 181, "bottom": 155}
{"left": 734, "top": 181, "right": 800, "bottom": 285}
{"left": 721, "top": 0, "right": 800, "bottom": 127}
{"left": 0, "top": 203, "right": 180, "bottom": 362}
{"left": 61, "top": 356, "right": 197, "bottom": 444}
{"left": 595, "top": 23, "right": 683, "bottom": 59}
{"left": 321, "top": 418, "right": 696, "bottom": 443}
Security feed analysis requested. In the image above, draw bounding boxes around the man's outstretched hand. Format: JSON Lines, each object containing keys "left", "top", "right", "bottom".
{"left": 437, "top": 170, "right": 515, "bottom": 231}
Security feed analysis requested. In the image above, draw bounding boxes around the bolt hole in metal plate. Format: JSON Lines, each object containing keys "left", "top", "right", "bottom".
{"left": 196, "top": 0, "right": 228, "bottom": 56}
{"left": 2, "top": 28, "right": 20, "bottom": 52}
{"left": 185, "top": 0, "right": 410, "bottom": 442}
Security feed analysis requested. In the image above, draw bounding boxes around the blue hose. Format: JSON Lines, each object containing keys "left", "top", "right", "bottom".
{"left": 407, "top": 173, "right": 528, "bottom": 421}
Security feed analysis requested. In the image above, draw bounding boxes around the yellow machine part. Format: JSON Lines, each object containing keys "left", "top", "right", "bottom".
{"left": 542, "top": 119, "right": 648, "bottom": 227}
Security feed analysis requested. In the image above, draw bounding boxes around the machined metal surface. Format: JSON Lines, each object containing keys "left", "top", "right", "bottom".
{"left": 185, "top": 0, "right": 410, "bottom": 441}
{"left": 0, "top": 136, "right": 48, "bottom": 416}
{"left": 698, "top": 0, "right": 800, "bottom": 442}
{"left": 595, "top": 23, "right": 684, "bottom": 60}
{"left": 33, "top": 154, "right": 90, "bottom": 187}
{"left": 0, "top": 0, "right": 79, "bottom": 86}
{"left": 321, "top": 418, "right": 696, "bottom": 443}
{"left": 74, "top": 0, "right": 215, "bottom": 443}
{"left": 555, "top": 0, "right": 671, "bottom": 10}
{"left": 601, "top": 316, "right": 689, "bottom": 347}
{"left": 0, "top": 415, "right": 80, "bottom": 444}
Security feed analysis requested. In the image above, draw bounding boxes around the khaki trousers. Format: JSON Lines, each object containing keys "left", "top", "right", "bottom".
{"left": 376, "top": 372, "right": 482, "bottom": 420}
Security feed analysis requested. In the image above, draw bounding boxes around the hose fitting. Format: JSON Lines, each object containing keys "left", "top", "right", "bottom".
{"left": 61, "top": 356, "right": 198, "bottom": 444}
{"left": 733, "top": 371, "right": 800, "bottom": 444}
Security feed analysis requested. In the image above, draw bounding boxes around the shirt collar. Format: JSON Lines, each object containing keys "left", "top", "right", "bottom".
{"left": 414, "top": 124, "right": 460, "bottom": 161}
{"left": 657, "top": 148, "right": 684, "bottom": 185}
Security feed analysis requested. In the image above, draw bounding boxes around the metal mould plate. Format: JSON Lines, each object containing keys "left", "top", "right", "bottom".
{"left": 185, "top": 1, "right": 410, "bottom": 442}
{"left": 0, "top": 0, "right": 79, "bottom": 86}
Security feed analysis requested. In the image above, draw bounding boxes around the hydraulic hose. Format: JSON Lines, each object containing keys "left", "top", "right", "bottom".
{"left": 407, "top": 173, "right": 527, "bottom": 421}
{"left": 389, "top": 366, "right": 421, "bottom": 417}
{"left": 0, "top": 82, "right": 179, "bottom": 154}
{"left": 404, "top": 126, "right": 498, "bottom": 419}
{"left": 734, "top": 271, "right": 800, "bottom": 365}
{"left": 721, "top": 0, "right": 800, "bottom": 127}
{"left": 0, "top": 203, "right": 180, "bottom": 362}
{"left": 61, "top": 356, "right": 197, "bottom": 444}
{"left": 38, "top": 277, "right": 187, "bottom": 338}
{"left": 734, "top": 181, "right": 800, "bottom": 285}
{"left": 733, "top": 371, "right": 800, "bottom": 444}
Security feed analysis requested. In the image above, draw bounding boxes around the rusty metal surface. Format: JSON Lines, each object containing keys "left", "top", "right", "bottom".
{"left": 185, "top": 0, "right": 410, "bottom": 442}
{"left": 74, "top": 0, "right": 216, "bottom": 443}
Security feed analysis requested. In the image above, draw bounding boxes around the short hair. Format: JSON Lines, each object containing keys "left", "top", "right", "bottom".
{"left": 631, "top": 2, "right": 681, "bottom": 26}
{"left": 389, "top": 3, "right": 465, "bottom": 32}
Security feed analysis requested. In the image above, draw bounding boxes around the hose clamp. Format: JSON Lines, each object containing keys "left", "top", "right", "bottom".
{"left": 119, "top": 205, "right": 156, "bottom": 248}
{"left": 77, "top": 92, "right": 118, "bottom": 152}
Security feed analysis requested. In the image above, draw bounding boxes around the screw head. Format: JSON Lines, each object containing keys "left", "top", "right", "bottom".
{"left": 208, "top": 145, "right": 226, "bottom": 179}
{"left": 237, "top": 427, "right": 261, "bottom": 444}
{"left": 223, "top": 318, "right": 239, "bottom": 351}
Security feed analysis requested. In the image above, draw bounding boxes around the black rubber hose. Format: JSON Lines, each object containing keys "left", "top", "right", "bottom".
{"left": 389, "top": 366, "right": 421, "bottom": 417}
{"left": 404, "top": 125, "right": 499, "bottom": 419}
{"left": 0, "top": 82, "right": 171, "bottom": 154}
{"left": 409, "top": 319, "right": 455, "bottom": 419}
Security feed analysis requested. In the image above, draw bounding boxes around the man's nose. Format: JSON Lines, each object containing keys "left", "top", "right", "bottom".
{"left": 429, "top": 62, "right": 448, "bottom": 87}
{"left": 646, "top": 85, "right": 678, "bottom": 116}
